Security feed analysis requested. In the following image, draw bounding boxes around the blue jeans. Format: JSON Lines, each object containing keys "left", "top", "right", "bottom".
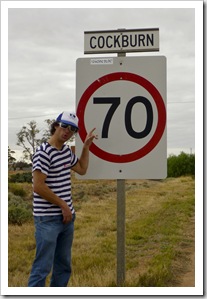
{"left": 28, "top": 214, "right": 75, "bottom": 287}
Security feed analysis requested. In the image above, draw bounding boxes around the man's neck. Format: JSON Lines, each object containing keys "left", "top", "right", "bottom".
{"left": 47, "top": 136, "right": 64, "bottom": 150}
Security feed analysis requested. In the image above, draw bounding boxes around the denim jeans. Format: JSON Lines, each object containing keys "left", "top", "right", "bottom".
{"left": 28, "top": 214, "right": 75, "bottom": 287}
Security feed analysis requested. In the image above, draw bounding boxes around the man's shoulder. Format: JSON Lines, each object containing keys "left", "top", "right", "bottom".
{"left": 34, "top": 142, "right": 55, "bottom": 157}
{"left": 33, "top": 142, "right": 53, "bottom": 166}
{"left": 36, "top": 142, "right": 49, "bottom": 152}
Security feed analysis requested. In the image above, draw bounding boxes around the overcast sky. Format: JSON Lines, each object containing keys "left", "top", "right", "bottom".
{"left": 5, "top": 1, "right": 203, "bottom": 160}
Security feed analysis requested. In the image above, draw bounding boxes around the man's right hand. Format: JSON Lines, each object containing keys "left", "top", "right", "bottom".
{"left": 61, "top": 202, "right": 72, "bottom": 224}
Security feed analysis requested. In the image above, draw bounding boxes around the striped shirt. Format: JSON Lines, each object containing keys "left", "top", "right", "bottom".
{"left": 32, "top": 142, "right": 78, "bottom": 216}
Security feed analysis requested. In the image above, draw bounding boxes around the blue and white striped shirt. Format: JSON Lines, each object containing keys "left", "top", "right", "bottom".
{"left": 32, "top": 142, "right": 78, "bottom": 216}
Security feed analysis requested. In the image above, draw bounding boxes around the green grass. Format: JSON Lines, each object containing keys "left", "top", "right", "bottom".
{"left": 8, "top": 176, "right": 195, "bottom": 287}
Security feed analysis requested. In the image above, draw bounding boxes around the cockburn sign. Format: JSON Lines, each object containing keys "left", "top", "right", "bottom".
{"left": 84, "top": 28, "right": 159, "bottom": 54}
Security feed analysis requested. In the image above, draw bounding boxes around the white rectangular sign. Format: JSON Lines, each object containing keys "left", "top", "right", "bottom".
{"left": 76, "top": 56, "right": 166, "bottom": 179}
{"left": 84, "top": 28, "right": 159, "bottom": 54}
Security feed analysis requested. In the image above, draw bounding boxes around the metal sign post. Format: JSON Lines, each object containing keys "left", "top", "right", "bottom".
{"left": 116, "top": 51, "right": 126, "bottom": 287}
{"left": 76, "top": 28, "right": 166, "bottom": 287}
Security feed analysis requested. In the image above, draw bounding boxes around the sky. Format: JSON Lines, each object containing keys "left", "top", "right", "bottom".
{"left": 4, "top": 1, "right": 203, "bottom": 161}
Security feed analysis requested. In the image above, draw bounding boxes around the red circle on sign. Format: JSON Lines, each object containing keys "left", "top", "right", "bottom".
{"left": 77, "top": 72, "right": 166, "bottom": 163}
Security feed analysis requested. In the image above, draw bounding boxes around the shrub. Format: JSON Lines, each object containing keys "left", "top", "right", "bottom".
{"left": 8, "top": 192, "right": 32, "bottom": 225}
{"left": 167, "top": 152, "right": 195, "bottom": 177}
{"left": 8, "top": 206, "right": 32, "bottom": 225}
{"left": 9, "top": 172, "right": 32, "bottom": 183}
{"left": 8, "top": 183, "right": 26, "bottom": 197}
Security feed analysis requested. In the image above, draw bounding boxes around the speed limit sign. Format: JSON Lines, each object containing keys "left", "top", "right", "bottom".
{"left": 76, "top": 56, "right": 166, "bottom": 179}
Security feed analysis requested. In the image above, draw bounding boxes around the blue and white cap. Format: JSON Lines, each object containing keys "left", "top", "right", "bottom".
{"left": 56, "top": 111, "right": 79, "bottom": 130}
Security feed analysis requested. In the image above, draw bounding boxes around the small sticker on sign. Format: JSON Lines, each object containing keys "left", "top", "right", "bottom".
{"left": 90, "top": 58, "right": 113, "bottom": 65}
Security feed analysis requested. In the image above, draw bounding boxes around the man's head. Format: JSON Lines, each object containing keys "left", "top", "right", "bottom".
{"left": 50, "top": 111, "right": 79, "bottom": 135}
{"left": 56, "top": 112, "right": 79, "bottom": 130}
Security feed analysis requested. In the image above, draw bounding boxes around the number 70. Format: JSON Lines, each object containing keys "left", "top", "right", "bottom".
{"left": 93, "top": 96, "right": 153, "bottom": 139}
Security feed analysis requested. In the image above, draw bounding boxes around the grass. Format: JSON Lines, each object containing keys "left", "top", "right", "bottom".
{"left": 8, "top": 175, "right": 195, "bottom": 287}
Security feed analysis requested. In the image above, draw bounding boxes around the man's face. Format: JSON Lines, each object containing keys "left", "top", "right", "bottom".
{"left": 55, "top": 123, "right": 75, "bottom": 143}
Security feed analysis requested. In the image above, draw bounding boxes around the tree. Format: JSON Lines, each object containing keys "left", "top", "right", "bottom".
{"left": 8, "top": 146, "right": 16, "bottom": 167}
{"left": 16, "top": 119, "right": 75, "bottom": 162}
{"left": 16, "top": 121, "right": 42, "bottom": 162}
{"left": 41, "top": 119, "right": 55, "bottom": 141}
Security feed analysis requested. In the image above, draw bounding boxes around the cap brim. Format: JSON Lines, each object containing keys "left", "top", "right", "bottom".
{"left": 61, "top": 121, "right": 79, "bottom": 129}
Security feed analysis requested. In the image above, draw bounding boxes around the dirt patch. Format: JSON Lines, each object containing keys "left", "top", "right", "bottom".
{"left": 179, "top": 251, "right": 195, "bottom": 287}
{"left": 174, "top": 216, "right": 195, "bottom": 287}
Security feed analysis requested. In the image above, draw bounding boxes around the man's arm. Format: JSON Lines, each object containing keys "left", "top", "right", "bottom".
{"left": 72, "top": 128, "right": 98, "bottom": 175}
{"left": 33, "top": 170, "right": 72, "bottom": 223}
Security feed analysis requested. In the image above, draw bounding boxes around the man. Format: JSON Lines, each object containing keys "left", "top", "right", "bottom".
{"left": 28, "top": 111, "right": 97, "bottom": 287}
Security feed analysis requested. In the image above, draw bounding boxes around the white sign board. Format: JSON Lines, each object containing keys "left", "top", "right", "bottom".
{"left": 84, "top": 28, "right": 159, "bottom": 54}
{"left": 76, "top": 56, "right": 166, "bottom": 179}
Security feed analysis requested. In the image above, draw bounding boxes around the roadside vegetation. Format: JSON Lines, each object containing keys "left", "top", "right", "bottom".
{"left": 8, "top": 152, "right": 195, "bottom": 287}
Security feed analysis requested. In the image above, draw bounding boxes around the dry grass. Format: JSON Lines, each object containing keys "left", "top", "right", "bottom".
{"left": 8, "top": 176, "right": 195, "bottom": 287}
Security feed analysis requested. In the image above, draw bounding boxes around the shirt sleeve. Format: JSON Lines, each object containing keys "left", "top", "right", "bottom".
{"left": 32, "top": 147, "right": 50, "bottom": 176}
{"left": 70, "top": 148, "right": 78, "bottom": 167}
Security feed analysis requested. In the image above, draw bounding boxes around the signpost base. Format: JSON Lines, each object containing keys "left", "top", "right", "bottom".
{"left": 117, "top": 179, "right": 125, "bottom": 286}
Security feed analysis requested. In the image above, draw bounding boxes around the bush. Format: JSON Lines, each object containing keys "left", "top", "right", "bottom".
{"left": 167, "top": 152, "right": 195, "bottom": 177}
{"left": 8, "top": 192, "right": 32, "bottom": 225}
{"left": 8, "top": 183, "right": 27, "bottom": 197}
{"left": 9, "top": 172, "right": 32, "bottom": 183}
{"left": 8, "top": 206, "right": 32, "bottom": 225}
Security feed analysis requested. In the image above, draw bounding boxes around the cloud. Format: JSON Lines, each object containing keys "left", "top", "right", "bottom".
{"left": 6, "top": 6, "right": 198, "bottom": 156}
